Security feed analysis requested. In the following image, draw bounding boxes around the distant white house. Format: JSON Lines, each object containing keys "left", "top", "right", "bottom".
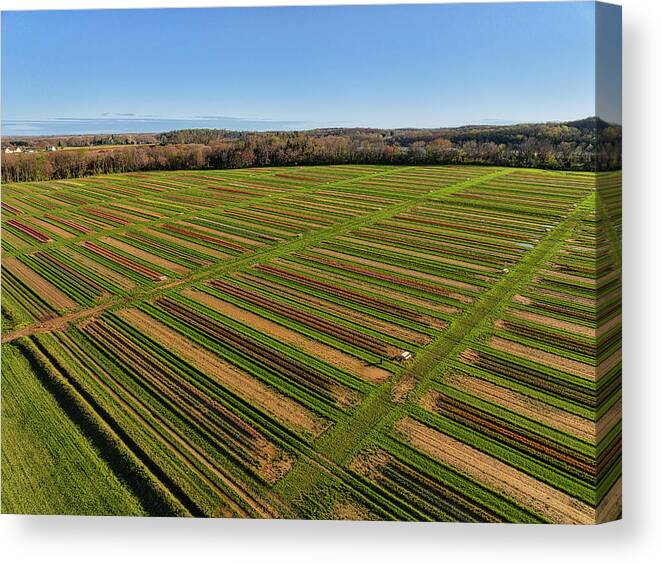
{"left": 4, "top": 146, "right": 23, "bottom": 154}
{"left": 47, "top": 145, "right": 57, "bottom": 151}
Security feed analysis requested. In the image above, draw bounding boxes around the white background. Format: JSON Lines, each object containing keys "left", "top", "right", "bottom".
{"left": 0, "top": 0, "right": 658, "bottom": 562}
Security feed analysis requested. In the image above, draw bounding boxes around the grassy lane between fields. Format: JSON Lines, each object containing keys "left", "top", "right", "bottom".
{"left": 4, "top": 166, "right": 389, "bottom": 256}
{"left": 3, "top": 167, "right": 513, "bottom": 343}
{"left": 2, "top": 165, "right": 514, "bottom": 518}
{"left": 2, "top": 166, "right": 411, "bottom": 342}
{"left": 274, "top": 189, "right": 598, "bottom": 506}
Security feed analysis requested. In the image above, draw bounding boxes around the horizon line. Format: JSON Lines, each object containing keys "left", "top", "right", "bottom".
{"left": 1, "top": 115, "right": 621, "bottom": 139}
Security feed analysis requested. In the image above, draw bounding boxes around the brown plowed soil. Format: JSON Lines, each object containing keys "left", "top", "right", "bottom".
{"left": 2, "top": 256, "right": 77, "bottom": 310}
{"left": 179, "top": 220, "right": 263, "bottom": 247}
{"left": 596, "top": 400, "right": 622, "bottom": 443}
{"left": 225, "top": 215, "right": 297, "bottom": 237}
{"left": 236, "top": 208, "right": 325, "bottom": 229}
{"left": 117, "top": 307, "right": 329, "bottom": 437}
{"left": 596, "top": 349, "right": 622, "bottom": 380}
{"left": 597, "top": 313, "right": 621, "bottom": 339}
{"left": 597, "top": 287, "right": 622, "bottom": 308}
{"left": 538, "top": 269, "right": 594, "bottom": 286}
{"left": 489, "top": 336, "right": 596, "bottom": 380}
{"left": 314, "top": 248, "right": 481, "bottom": 292}
{"left": 595, "top": 478, "right": 622, "bottom": 524}
{"left": 101, "top": 237, "right": 189, "bottom": 275}
{"left": 339, "top": 236, "right": 499, "bottom": 274}
{"left": 274, "top": 258, "right": 459, "bottom": 315}
{"left": 28, "top": 217, "right": 76, "bottom": 239}
{"left": 183, "top": 289, "right": 390, "bottom": 383}
{"left": 279, "top": 199, "right": 362, "bottom": 216}
{"left": 508, "top": 309, "right": 595, "bottom": 338}
{"left": 59, "top": 247, "right": 136, "bottom": 290}
{"left": 142, "top": 228, "right": 230, "bottom": 260}
{"left": 432, "top": 374, "right": 595, "bottom": 442}
{"left": 332, "top": 500, "right": 371, "bottom": 520}
{"left": 391, "top": 372, "right": 418, "bottom": 404}
{"left": 111, "top": 203, "right": 162, "bottom": 219}
{"left": 235, "top": 271, "right": 434, "bottom": 343}
{"left": 531, "top": 287, "right": 594, "bottom": 306}
{"left": 396, "top": 417, "right": 596, "bottom": 524}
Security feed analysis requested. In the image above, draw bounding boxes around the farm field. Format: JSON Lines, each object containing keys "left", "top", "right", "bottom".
{"left": 1, "top": 165, "right": 621, "bottom": 522}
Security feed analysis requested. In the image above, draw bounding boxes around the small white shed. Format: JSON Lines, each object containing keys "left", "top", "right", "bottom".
{"left": 395, "top": 350, "right": 413, "bottom": 362}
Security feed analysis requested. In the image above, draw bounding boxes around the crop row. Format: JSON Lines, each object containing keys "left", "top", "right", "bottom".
{"left": 2, "top": 165, "right": 506, "bottom": 328}
{"left": 1, "top": 166, "right": 384, "bottom": 248}
{"left": 3, "top": 165, "right": 425, "bottom": 327}
{"left": 146, "top": 294, "right": 366, "bottom": 412}
{"left": 21, "top": 317, "right": 315, "bottom": 517}
{"left": 408, "top": 205, "right": 620, "bottom": 519}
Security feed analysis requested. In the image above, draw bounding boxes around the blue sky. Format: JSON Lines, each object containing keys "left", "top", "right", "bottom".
{"left": 1, "top": 2, "right": 616, "bottom": 135}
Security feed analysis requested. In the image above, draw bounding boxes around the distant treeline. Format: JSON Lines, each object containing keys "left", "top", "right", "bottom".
{"left": 2, "top": 133, "right": 158, "bottom": 149}
{"left": 1, "top": 118, "right": 621, "bottom": 183}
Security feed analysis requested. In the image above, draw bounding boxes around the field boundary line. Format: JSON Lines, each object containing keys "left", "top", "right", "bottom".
{"left": 275, "top": 189, "right": 597, "bottom": 502}
{"left": 270, "top": 168, "right": 519, "bottom": 492}
{"left": 1, "top": 166, "right": 411, "bottom": 341}
{"left": 3, "top": 166, "right": 407, "bottom": 256}
{"left": 399, "top": 190, "right": 598, "bottom": 403}
{"left": 3, "top": 167, "right": 510, "bottom": 343}
{"left": 2, "top": 165, "right": 361, "bottom": 229}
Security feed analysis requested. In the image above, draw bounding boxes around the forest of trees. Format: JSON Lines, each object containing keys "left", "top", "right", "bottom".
{"left": 1, "top": 118, "right": 621, "bottom": 183}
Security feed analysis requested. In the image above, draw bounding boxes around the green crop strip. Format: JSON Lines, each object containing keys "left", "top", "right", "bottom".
{"left": 2, "top": 166, "right": 400, "bottom": 256}
{"left": 2, "top": 166, "right": 620, "bottom": 521}
{"left": 274, "top": 188, "right": 597, "bottom": 508}
{"left": 3, "top": 166, "right": 511, "bottom": 342}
